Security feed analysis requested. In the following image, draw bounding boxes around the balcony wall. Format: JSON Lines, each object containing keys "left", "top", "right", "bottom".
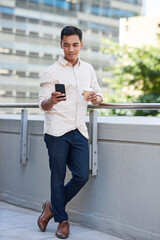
{"left": 0, "top": 115, "right": 160, "bottom": 240}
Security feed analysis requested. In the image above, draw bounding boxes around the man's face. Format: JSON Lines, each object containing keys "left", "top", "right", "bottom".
{"left": 60, "top": 34, "right": 83, "bottom": 66}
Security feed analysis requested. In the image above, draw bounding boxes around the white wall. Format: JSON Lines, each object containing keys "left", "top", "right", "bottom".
{"left": 0, "top": 115, "right": 160, "bottom": 240}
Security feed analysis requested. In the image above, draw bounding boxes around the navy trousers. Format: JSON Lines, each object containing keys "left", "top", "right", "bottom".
{"left": 44, "top": 129, "right": 89, "bottom": 222}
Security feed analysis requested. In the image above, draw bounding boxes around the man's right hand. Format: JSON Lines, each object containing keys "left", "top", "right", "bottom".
{"left": 50, "top": 91, "right": 66, "bottom": 104}
{"left": 41, "top": 91, "right": 66, "bottom": 111}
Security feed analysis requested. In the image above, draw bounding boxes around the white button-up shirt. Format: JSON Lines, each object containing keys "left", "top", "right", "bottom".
{"left": 39, "top": 56, "right": 103, "bottom": 139}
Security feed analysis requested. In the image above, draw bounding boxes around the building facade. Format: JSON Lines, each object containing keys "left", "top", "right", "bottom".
{"left": 0, "top": 0, "right": 142, "bottom": 103}
{"left": 119, "top": 16, "right": 160, "bottom": 48}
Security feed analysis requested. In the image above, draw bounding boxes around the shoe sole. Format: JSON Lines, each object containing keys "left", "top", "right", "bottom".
{"left": 55, "top": 233, "right": 69, "bottom": 239}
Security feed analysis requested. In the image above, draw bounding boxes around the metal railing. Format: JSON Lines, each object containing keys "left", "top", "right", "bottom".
{"left": 1, "top": 102, "right": 160, "bottom": 175}
{"left": 1, "top": 102, "right": 160, "bottom": 109}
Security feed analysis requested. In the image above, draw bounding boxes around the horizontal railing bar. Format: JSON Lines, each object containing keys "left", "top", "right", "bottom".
{"left": 88, "top": 103, "right": 160, "bottom": 110}
{"left": 0, "top": 103, "right": 39, "bottom": 108}
{"left": 0, "top": 102, "right": 160, "bottom": 110}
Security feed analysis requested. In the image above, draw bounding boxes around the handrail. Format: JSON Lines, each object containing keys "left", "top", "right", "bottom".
{"left": 0, "top": 102, "right": 160, "bottom": 110}
{"left": 89, "top": 103, "right": 160, "bottom": 110}
{"left": 1, "top": 102, "right": 160, "bottom": 174}
{"left": 0, "top": 103, "right": 39, "bottom": 108}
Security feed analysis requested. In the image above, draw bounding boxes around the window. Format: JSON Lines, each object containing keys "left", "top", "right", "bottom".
{"left": 2, "top": 27, "right": 12, "bottom": 33}
{"left": 17, "top": 91, "right": 26, "bottom": 98}
{"left": 29, "top": 72, "right": 39, "bottom": 78}
{"left": 28, "top": 0, "right": 41, "bottom": 3}
{"left": 43, "top": 33, "right": 53, "bottom": 39}
{"left": 16, "top": 50, "right": 26, "bottom": 56}
{"left": 29, "top": 51, "right": 39, "bottom": 57}
{"left": 42, "top": 0, "right": 70, "bottom": 10}
{"left": 92, "top": 65, "right": 99, "bottom": 70}
{"left": 0, "top": 69, "right": 11, "bottom": 76}
{"left": 29, "top": 31, "right": 39, "bottom": 37}
{"left": 4, "top": 91, "right": 13, "bottom": 97}
{"left": 91, "top": 5, "right": 100, "bottom": 15}
{"left": 126, "top": 0, "right": 137, "bottom": 3}
{"left": 30, "top": 92, "right": 38, "bottom": 98}
{"left": 16, "top": 71, "right": 26, "bottom": 77}
{"left": 0, "top": 7, "right": 14, "bottom": 15}
{"left": 79, "top": 1, "right": 90, "bottom": 13}
{"left": 91, "top": 46, "right": 100, "bottom": 52}
{"left": 100, "top": 7, "right": 136, "bottom": 19}
{"left": 0, "top": 48, "right": 12, "bottom": 54}
{"left": 1, "top": 13, "right": 13, "bottom": 19}
{"left": 16, "top": 29, "right": 26, "bottom": 35}
{"left": 92, "top": 29, "right": 99, "bottom": 34}
{"left": 29, "top": 18, "right": 39, "bottom": 24}
{"left": 42, "top": 0, "right": 54, "bottom": 5}
{"left": 27, "top": 0, "right": 41, "bottom": 11}
{"left": 42, "top": 20, "right": 53, "bottom": 26}
{"left": 15, "top": 16, "right": 26, "bottom": 22}
{"left": 44, "top": 53, "right": 53, "bottom": 59}
{"left": 103, "top": 1, "right": 110, "bottom": 8}
{"left": 70, "top": 2, "right": 77, "bottom": 11}
{"left": 16, "top": 0, "right": 28, "bottom": 8}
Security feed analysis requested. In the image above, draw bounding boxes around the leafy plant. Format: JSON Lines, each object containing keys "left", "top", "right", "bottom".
{"left": 101, "top": 38, "right": 160, "bottom": 116}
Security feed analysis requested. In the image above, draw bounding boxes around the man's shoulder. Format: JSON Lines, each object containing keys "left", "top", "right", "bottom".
{"left": 42, "top": 60, "right": 59, "bottom": 74}
{"left": 80, "top": 60, "right": 94, "bottom": 70}
{"left": 47, "top": 60, "right": 59, "bottom": 71}
{"left": 40, "top": 61, "right": 59, "bottom": 80}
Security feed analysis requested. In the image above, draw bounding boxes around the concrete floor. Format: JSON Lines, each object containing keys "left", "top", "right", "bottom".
{"left": 0, "top": 201, "right": 124, "bottom": 240}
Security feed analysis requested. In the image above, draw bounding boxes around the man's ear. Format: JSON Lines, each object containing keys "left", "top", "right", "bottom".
{"left": 80, "top": 41, "right": 83, "bottom": 49}
{"left": 60, "top": 41, "right": 63, "bottom": 49}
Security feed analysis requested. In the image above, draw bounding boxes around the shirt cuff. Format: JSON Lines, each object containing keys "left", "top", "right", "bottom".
{"left": 96, "top": 94, "right": 103, "bottom": 103}
{"left": 39, "top": 99, "right": 48, "bottom": 112}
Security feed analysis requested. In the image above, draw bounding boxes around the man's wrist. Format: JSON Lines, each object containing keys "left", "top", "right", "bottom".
{"left": 49, "top": 98, "right": 54, "bottom": 104}
{"left": 98, "top": 95, "right": 103, "bottom": 104}
{"left": 94, "top": 95, "right": 102, "bottom": 105}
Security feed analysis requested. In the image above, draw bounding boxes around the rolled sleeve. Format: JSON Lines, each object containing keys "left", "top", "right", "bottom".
{"left": 38, "top": 71, "right": 56, "bottom": 112}
{"left": 90, "top": 66, "right": 103, "bottom": 102}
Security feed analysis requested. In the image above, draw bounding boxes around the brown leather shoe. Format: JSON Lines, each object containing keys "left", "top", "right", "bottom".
{"left": 56, "top": 220, "right": 70, "bottom": 239}
{"left": 37, "top": 200, "right": 53, "bottom": 232}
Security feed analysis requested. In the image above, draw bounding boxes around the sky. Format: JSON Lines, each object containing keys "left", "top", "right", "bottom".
{"left": 143, "top": 0, "right": 160, "bottom": 17}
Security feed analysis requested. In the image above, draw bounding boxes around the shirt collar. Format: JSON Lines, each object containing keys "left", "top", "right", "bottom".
{"left": 58, "top": 56, "right": 81, "bottom": 67}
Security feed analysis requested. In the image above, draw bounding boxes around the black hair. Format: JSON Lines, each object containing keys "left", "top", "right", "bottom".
{"left": 61, "top": 26, "right": 82, "bottom": 41}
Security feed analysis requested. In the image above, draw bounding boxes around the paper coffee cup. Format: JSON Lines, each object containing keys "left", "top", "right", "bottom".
{"left": 83, "top": 88, "right": 92, "bottom": 100}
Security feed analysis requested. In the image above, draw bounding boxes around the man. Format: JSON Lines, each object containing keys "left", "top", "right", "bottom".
{"left": 38, "top": 26, "right": 103, "bottom": 239}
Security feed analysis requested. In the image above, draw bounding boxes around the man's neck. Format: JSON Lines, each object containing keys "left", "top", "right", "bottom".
{"left": 64, "top": 57, "right": 78, "bottom": 66}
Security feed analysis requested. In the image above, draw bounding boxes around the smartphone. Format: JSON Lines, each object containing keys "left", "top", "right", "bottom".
{"left": 55, "top": 84, "right": 66, "bottom": 100}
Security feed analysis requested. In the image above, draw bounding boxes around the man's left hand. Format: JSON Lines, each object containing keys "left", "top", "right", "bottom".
{"left": 85, "top": 91, "right": 102, "bottom": 105}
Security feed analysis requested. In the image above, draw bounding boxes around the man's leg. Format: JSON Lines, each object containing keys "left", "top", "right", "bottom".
{"left": 38, "top": 130, "right": 89, "bottom": 238}
{"left": 65, "top": 129, "right": 89, "bottom": 205}
{"left": 44, "top": 133, "right": 70, "bottom": 223}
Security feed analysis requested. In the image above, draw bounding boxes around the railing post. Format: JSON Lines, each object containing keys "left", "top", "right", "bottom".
{"left": 89, "top": 109, "right": 98, "bottom": 176}
{"left": 20, "top": 109, "right": 28, "bottom": 165}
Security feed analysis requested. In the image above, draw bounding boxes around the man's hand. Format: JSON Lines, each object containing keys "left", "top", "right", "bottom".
{"left": 84, "top": 91, "right": 102, "bottom": 105}
{"left": 50, "top": 91, "right": 66, "bottom": 104}
{"left": 41, "top": 91, "right": 66, "bottom": 111}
